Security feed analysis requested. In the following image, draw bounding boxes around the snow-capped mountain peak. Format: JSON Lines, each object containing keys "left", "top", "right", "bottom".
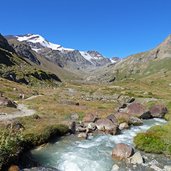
{"left": 12, "top": 34, "right": 114, "bottom": 67}
{"left": 16, "top": 34, "right": 74, "bottom": 52}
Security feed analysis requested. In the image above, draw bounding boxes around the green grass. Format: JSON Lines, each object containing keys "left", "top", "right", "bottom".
{"left": 134, "top": 123, "right": 171, "bottom": 155}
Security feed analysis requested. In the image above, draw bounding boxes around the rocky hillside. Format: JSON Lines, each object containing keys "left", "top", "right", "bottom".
{"left": 6, "top": 34, "right": 112, "bottom": 70}
{"left": 89, "top": 35, "right": 171, "bottom": 82}
{"left": 0, "top": 34, "right": 61, "bottom": 86}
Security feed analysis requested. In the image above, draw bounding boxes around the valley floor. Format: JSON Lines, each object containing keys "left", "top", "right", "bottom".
{"left": 0, "top": 75, "right": 171, "bottom": 170}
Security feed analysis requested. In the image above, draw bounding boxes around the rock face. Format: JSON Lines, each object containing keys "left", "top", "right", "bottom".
{"left": 12, "top": 43, "right": 40, "bottom": 65}
{"left": 112, "top": 143, "right": 134, "bottom": 160}
{"left": 150, "top": 104, "right": 168, "bottom": 118}
{"left": 126, "top": 103, "right": 151, "bottom": 119}
{"left": 96, "top": 118, "right": 118, "bottom": 135}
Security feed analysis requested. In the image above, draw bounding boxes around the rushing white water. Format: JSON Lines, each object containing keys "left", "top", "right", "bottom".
{"left": 31, "top": 119, "right": 167, "bottom": 171}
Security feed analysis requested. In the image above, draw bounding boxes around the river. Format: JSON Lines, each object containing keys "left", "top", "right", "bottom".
{"left": 30, "top": 118, "right": 170, "bottom": 171}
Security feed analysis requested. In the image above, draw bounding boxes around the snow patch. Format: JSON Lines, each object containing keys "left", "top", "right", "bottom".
{"left": 80, "top": 51, "right": 94, "bottom": 63}
{"left": 110, "top": 58, "right": 117, "bottom": 63}
{"left": 16, "top": 34, "right": 74, "bottom": 51}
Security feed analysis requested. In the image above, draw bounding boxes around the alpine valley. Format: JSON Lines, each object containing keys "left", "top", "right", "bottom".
{"left": 1, "top": 33, "right": 171, "bottom": 171}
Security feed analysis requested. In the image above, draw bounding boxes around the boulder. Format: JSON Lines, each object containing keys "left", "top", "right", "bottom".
{"left": 107, "top": 114, "right": 118, "bottom": 125}
{"left": 77, "top": 132, "right": 88, "bottom": 139}
{"left": 119, "top": 122, "right": 129, "bottom": 130}
{"left": 127, "top": 151, "right": 144, "bottom": 164}
{"left": 6, "top": 120, "right": 25, "bottom": 131}
{"left": 96, "top": 118, "right": 118, "bottom": 135}
{"left": 111, "top": 164, "right": 119, "bottom": 171}
{"left": 114, "top": 112, "right": 130, "bottom": 123}
{"left": 82, "top": 113, "right": 98, "bottom": 123}
{"left": 126, "top": 102, "right": 151, "bottom": 119}
{"left": 150, "top": 104, "right": 168, "bottom": 118}
{"left": 87, "top": 122, "right": 96, "bottom": 132}
{"left": 112, "top": 143, "right": 134, "bottom": 160}
{"left": 129, "top": 117, "right": 143, "bottom": 126}
{"left": 0, "top": 97, "right": 17, "bottom": 108}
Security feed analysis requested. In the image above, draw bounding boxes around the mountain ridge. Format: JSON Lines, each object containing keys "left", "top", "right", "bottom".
{"left": 6, "top": 34, "right": 114, "bottom": 69}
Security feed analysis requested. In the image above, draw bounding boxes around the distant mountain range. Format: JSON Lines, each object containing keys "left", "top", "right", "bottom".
{"left": 6, "top": 34, "right": 119, "bottom": 70}
{"left": 1, "top": 33, "right": 171, "bottom": 84}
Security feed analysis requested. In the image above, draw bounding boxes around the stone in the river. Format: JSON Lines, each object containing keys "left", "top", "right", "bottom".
{"left": 128, "top": 116, "right": 143, "bottom": 126}
{"left": 119, "top": 122, "right": 129, "bottom": 130}
{"left": 95, "top": 118, "right": 118, "bottom": 135}
{"left": 111, "top": 164, "right": 119, "bottom": 171}
{"left": 164, "top": 165, "right": 171, "bottom": 171}
{"left": 8, "top": 165, "right": 20, "bottom": 171}
{"left": 83, "top": 113, "right": 98, "bottom": 123}
{"left": 112, "top": 143, "right": 134, "bottom": 160}
{"left": 150, "top": 104, "right": 168, "bottom": 118}
{"left": 126, "top": 102, "right": 151, "bottom": 119}
{"left": 127, "top": 151, "right": 144, "bottom": 164}
{"left": 77, "top": 132, "right": 88, "bottom": 139}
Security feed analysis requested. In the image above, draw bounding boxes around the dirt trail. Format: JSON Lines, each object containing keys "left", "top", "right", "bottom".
{"left": 0, "top": 95, "right": 42, "bottom": 121}
{"left": 0, "top": 104, "right": 36, "bottom": 121}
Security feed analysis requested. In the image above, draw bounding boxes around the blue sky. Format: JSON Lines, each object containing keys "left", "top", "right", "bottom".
{"left": 1, "top": 0, "right": 171, "bottom": 57}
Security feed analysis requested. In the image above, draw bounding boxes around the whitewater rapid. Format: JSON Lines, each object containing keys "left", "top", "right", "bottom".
{"left": 31, "top": 118, "right": 167, "bottom": 171}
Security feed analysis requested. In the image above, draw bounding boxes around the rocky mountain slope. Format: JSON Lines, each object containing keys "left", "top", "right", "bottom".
{"left": 6, "top": 34, "right": 112, "bottom": 71}
{"left": 88, "top": 34, "right": 171, "bottom": 82}
{"left": 0, "top": 34, "right": 61, "bottom": 86}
